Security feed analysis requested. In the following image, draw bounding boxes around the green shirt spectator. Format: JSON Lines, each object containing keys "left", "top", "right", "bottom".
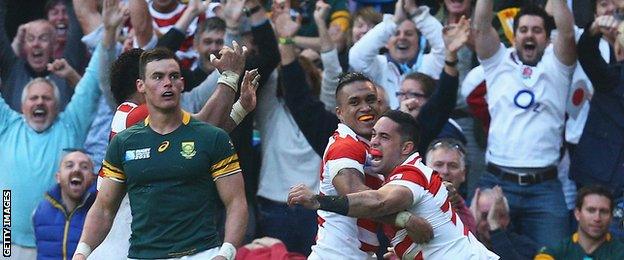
{"left": 535, "top": 232, "right": 624, "bottom": 260}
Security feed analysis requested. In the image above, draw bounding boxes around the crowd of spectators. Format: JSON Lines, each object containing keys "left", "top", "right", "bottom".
{"left": 1, "top": 0, "right": 624, "bottom": 259}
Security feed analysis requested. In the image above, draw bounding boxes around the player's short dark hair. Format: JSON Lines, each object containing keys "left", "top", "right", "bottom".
{"left": 139, "top": 47, "right": 178, "bottom": 80}
{"left": 575, "top": 185, "right": 615, "bottom": 211}
{"left": 380, "top": 110, "right": 420, "bottom": 149}
{"left": 195, "top": 17, "right": 226, "bottom": 37}
{"left": 513, "top": 4, "right": 555, "bottom": 39}
{"left": 335, "top": 72, "right": 374, "bottom": 99}
{"left": 110, "top": 48, "right": 143, "bottom": 105}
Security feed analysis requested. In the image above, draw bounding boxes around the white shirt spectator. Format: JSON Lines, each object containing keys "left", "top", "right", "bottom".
{"left": 480, "top": 43, "right": 574, "bottom": 167}
{"left": 349, "top": 6, "right": 444, "bottom": 108}
{"left": 255, "top": 70, "right": 321, "bottom": 202}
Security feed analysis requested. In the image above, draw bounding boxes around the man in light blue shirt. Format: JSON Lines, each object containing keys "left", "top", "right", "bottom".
{"left": 0, "top": 44, "right": 102, "bottom": 259}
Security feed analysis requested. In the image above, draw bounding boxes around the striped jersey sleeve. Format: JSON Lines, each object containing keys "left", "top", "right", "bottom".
{"left": 210, "top": 129, "right": 241, "bottom": 181}
{"left": 534, "top": 246, "right": 558, "bottom": 260}
{"left": 324, "top": 135, "right": 367, "bottom": 181}
{"left": 99, "top": 134, "right": 126, "bottom": 183}
{"left": 109, "top": 102, "right": 148, "bottom": 140}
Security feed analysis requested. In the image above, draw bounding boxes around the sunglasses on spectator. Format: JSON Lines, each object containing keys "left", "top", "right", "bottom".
{"left": 429, "top": 139, "right": 466, "bottom": 155}
{"left": 395, "top": 91, "right": 428, "bottom": 99}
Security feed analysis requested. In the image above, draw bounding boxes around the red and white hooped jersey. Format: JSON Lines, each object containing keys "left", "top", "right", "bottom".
{"left": 98, "top": 102, "right": 148, "bottom": 190}
{"left": 109, "top": 102, "right": 149, "bottom": 141}
{"left": 148, "top": 1, "right": 205, "bottom": 69}
{"left": 311, "top": 123, "right": 382, "bottom": 260}
{"left": 387, "top": 153, "right": 498, "bottom": 260}
{"left": 91, "top": 102, "right": 149, "bottom": 258}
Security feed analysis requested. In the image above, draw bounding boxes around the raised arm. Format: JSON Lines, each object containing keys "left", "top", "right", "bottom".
{"left": 173, "top": 0, "right": 207, "bottom": 36}
{"left": 275, "top": 9, "right": 339, "bottom": 156}
{"left": 412, "top": 17, "right": 467, "bottom": 151}
{"left": 47, "top": 58, "right": 81, "bottom": 88}
{"left": 221, "top": 0, "right": 244, "bottom": 46}
{"left": 550, "top": 0, "right": 576, "bottom": 65}
{"left": 154, "top": 0, "right": 204, "bottom": 52}
{"left": 349, "top": 0, "right": 405, "bottom": 80}
{"left": 577, "top": 17, "right": 621, "bottom": 92}
{"left": 73, "top": 178, "right": 125, "bottom": 260}
{"left": 315, "top": 1, "right": 342, "bottom": 111}
{"left": 191, "top": 41, "right": 247, "bottom": 127}
{"left": 220, "top": 70, "right": 259, "bottom": 132}
{"left": 247, "top": 0, "right": 279, "bottom": 85}
{"left": 473, "top": 0, "right": 500, "bottom": 59}
{"left": 72, "top": 0, "right": 102, "bottom": 35}
{"left": 62, "top": 43, "right": 103, "bottom": 137}
{"left": 100, "top": 0, "right": 129, "bottom": 109}
{"left": 0, "top": 0, "right": 18, "bottom": 75}
{"left": 315, "top": 0, "right": 334, "bottom": 53}
{"left": 129, "top": 0, "right": 154, "bottom": 48}
{"left": 405, "top": 1, "right": 445, "bottom": 79}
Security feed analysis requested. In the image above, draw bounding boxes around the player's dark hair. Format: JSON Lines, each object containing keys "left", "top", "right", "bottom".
{"left": 110, "top": 48, "right": 143, "bottom": 105}
{"left": 336, "top": 72, "right": 374, "bottom": 99}
{"left": 513, "top": 4, "right": 555, "bottom": 39}
{"left": 139, "top": 47, "right": 178, "bottom": 80}
{"left": 575, "top": 185, "right": 615, "bottom": 211}
{"left": 380, "top": 110, "right": 420, "bottom": 150}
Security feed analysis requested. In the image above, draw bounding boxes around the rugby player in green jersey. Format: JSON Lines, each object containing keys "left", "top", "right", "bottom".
{"left": 74, "top": 47, "right": 254, "bottom": 260}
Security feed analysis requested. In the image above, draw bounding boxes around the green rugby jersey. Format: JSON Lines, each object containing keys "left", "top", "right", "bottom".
{"left": 100, "top": 111, "right": 241, "bottom": 258}
{"left": 535, "top": 233, "right": 624, "bottom": 260}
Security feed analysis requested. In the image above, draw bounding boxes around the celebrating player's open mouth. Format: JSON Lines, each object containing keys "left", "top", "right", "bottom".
{"left": 369, "top": 148, "right": 383, "bottom": 170}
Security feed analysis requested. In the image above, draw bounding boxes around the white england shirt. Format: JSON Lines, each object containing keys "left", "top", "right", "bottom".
{"left": 480, "top": 44, "right": 575, "bottom": 167}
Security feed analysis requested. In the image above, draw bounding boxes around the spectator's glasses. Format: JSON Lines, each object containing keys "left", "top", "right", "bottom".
{"left": 395, "top": 91, "right": 428, "bottom": 99}
{"left": 428, "top": 139, "right": 466, "bottom": 155}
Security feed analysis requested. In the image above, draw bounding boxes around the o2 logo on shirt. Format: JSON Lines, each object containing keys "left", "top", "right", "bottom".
{"left": 514, "top": 90, "right": 543, "bottom": 112}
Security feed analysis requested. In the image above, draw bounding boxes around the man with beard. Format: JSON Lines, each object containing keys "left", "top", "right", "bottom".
{"left": 535, "top": 186, "right": 624, "bottom": 259}
{"left": 0, "top": 43, "right": 102, "bottom": 258}
{"left": 473, "top": 0, "right": 576, "bottom": 247}
{"left": 33, "top": 149, "right": 97, "bottom": 260}
{"left": 288, "top": 110, "right": 498, "bottom": 259}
